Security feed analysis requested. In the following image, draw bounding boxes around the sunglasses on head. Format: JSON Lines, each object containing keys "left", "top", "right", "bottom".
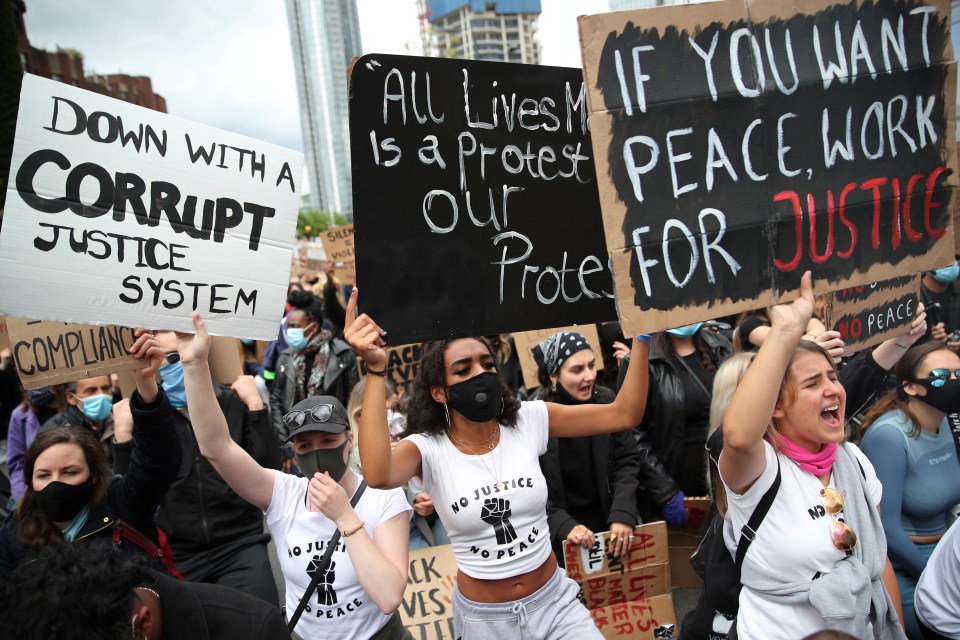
{"left": 910, "top": 368, "right": 960, "bottom": 388}
{"left": 820, "top": 487, "right": 857, "bottom": 553}
{"left": 282, "top": 403, "right": 345, "bottom": 430}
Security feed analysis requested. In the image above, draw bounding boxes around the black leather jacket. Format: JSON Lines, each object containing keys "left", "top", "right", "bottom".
{"left": 618, "top": 330, "right": 733, "bottom": 516}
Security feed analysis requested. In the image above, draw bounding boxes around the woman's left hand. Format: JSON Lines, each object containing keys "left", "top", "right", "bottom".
{"left": 608, "top": 522, "right": 635, "bottom": 558}
{"left": 308, "top": 471, "right": 352, "bottom": 523}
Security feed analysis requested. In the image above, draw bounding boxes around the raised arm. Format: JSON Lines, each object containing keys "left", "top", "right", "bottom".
{"left": 721, "top": 271, "right": 813, "bottom": 493}
{"left": 343, "top": 289, "right": 422, "bottom": 489}
{"left": 178, "top": 313, "right": 276, "bottom": 510}
{"left": 545, "top": 336, "right": 649, "bottom": 438}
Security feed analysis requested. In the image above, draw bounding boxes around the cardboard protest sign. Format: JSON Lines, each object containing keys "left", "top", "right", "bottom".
{"left": 357, "top": 343, "right": 423, "bottom": 387}
{"left": 512, "top": 324, "right": 604, "bottom": 389}
{"left": 400, "top": 545, "right": 457, "bottom": 640}
{"left": 580, "top": 0, "right": 958, "bottom": 336}
{"left": 824, "top": 274, "right": 920, "bottom": 352}
{"left": 320, "top": 224, "right": 355, "bottom": 262}
{"left": 579, "top": 562, "right": 671, "bottom": 610}
{"left": 0, "top": 75, "right": 303, "bottom": 340}
{"left": 590, "top": 594, "right": 678, "bottom": 640}
{"left": 667, "top": 496, "right": 711, "bottom": 589}
{"left": 208, "top": 336, "right": 244, "bottom": 385}
{"left": 5, "top": 316, "right": 144, "bottom": 389}
{"left": 350, "top": 54, "right": 617, "bottom": 345}
{"left": 563, "top": 522, "right": 669, "bottom": 582}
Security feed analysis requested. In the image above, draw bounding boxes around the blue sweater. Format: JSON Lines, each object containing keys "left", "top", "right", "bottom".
{"left": 860, "top": 409, "right": 960, "bottom": 577}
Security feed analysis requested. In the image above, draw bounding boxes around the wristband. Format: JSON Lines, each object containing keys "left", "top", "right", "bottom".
{"left": 342, "top": 520, "right": 365, "bottom": 537}
{"left": 366, "top": 366, "right": 388, "bottom": 377}
{"left": 634, "top": 333, "right": 653, "bottom": 344}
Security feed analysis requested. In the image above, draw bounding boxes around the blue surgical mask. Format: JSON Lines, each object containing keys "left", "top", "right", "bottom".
{"left": 286, "top": 327, "right": 309, "bottom": 351}
{"left": 666, "top": 322, "right": 704, "bottom": 338}
{"left": 932, "top": 264, "right": 960, "bottom": 284}
{"left": 159, "top": 360, "right": 188, "bottom": 408}
{"left": 78, "top": 393, "right": 112, "bottom": 422}
{"left": 240, "top": 338, "right": 254, "bottom": 346}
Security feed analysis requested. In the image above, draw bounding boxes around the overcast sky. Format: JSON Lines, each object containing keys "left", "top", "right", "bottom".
{"left": 22, "top": 0, "right": 608, "bottom": 157}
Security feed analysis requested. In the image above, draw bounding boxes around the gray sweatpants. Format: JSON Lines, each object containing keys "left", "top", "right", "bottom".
{"left": 452, "top": 566, "right": 602, "bottom": 640}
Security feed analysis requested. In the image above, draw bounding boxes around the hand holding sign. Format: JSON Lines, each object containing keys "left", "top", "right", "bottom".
{"left": 129, "top": 328, "right": 164, "bottom": 403}
{"left": 344, "top": 289, "right": 387, "bottom": 371}
{"left": 112, "top": 398, "right": 134, "bottom": 444}
{"left": 175, "top": 313, "right": 211, "bottom": 366}
{"left": 768, "top": 272, "right": 814, "bottom": 338}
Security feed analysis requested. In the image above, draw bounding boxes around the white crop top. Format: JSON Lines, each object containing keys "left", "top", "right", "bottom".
{"left": 406, "top": 400, "right": 552, "bottom": 579}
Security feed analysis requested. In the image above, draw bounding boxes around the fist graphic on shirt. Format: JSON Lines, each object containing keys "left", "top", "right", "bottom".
{"left": 306, "top": 556, "right": 338, "bottom": 606}
{"left": 481, "top": 498, "right": 518, "bottom": 545}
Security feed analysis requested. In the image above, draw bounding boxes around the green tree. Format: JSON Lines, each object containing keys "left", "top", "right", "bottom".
{"left": 0, "top": 0, "right": 26, "bottom": 219}
{"left": 296, "top": 209, "right": 348, "bottom": 239}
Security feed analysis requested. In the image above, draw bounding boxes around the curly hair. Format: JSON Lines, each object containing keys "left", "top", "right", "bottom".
{"left": 17, "top": 426, "right": 112, "bottom": 548}
{"left": 857, "top": 341, "right": 953, "bottom": 440}
{"left": 287, "top": 289, "right": 325, "bottom": 325}
{"left": 404, "top": 338, "right": 521, "bottom": 436}
{"left": 0, "top": 540, "right": 156, "bottom": 640}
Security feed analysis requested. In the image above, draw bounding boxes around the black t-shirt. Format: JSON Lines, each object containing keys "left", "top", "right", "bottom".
{"left": 737, "top": 315, "right": 766, "bottom": 350}
{"left": 679, "top": 353, "right": 713, "bottom": 496}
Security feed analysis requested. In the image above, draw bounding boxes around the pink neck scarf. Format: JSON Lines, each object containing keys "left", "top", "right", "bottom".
{"left": 778, "top": 435, "right": 838, "bottom": 476}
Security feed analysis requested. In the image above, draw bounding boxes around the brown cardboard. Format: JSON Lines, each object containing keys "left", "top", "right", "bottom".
{"left": 591, "top": 593, "right": 678, "bottom": 639}
{"left": 665, "top": 497, "right": 710, "bottom": 588}
{"left": 579, "top": 562, "right": 671, "bottom": 610}
{"left": 5, "top": 317, "right": 145, "bottom": 389}
{"left": 320, "top": 224, "right": 355, "bottom": 263}
{"left": 824, "top": 274, "right": 922, "bottom": 352}
{"left": 208, "top": 336, "right": 244, "bottom": 385}
{"left": 117, "top": 369, "right": 138, "bottom": 399}
{"left": 563, "top": 522, "right": 669, "bottom": 583}
{"left": 512, "top": 324, "right": 605, "bottom": 389}
{"left": 356, "top": 343, "right": 424, "bottom": 388}
{"left": 0, "top": 317, "right": 10, "bottom": 352}
{"left": 579, "top": 0, "right": 958, "bottom": 337}
{"left": 400, "top": 545, "right": 458, "bottom": 640}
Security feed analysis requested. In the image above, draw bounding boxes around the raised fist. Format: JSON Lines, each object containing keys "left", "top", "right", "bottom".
{"left": 306, "top": 556, "right": 338, "bottom": 606}
{"left": 481, "top": 498, "right": 517, "bottom": 545}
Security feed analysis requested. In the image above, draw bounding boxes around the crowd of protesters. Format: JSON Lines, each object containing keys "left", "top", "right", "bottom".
{"left": 0, "top": 259, "right": 959, "bottom": 640}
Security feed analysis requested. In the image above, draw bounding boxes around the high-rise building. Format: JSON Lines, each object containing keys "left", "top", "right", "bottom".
{"left": 427, "top": 0, "right": 541, "bottom": 64}
{"left": 285, "top": 0, "right": 362, "bottom": 219}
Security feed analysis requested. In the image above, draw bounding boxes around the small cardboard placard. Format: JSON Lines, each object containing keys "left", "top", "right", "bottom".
{"left": 824, "top": 274, "right": 921, "bottom": 352}
{"left": 579, "top": 562, "right": 671, "bottom": 610}
{"left": 357, "top": 343, "right": 424, "bottom": 388}
{"left": 5, "top": 316, "right": 144, "bottom": 389}
{"left": 579, "top": 0, "right": 957, "bottom": 336}
{"left": 0, "top": 74, "right": 303, "bottom": 340}
{"left": 590, "top": 593, "right": 678, "bottom": 639}
{"left": 563, "top": 522, "right": 669, "bottom": 583}
{"left": 400, "top": 545, "right": 458, "bottom": 640}
{"left": 320, "top": 224, "right": 355, "bottom": 263}
{"left": 512, "top": 324, "right": 605, "bottom": 389}
{"left": 666, "top": 497, "right": 712, "bottom": 589}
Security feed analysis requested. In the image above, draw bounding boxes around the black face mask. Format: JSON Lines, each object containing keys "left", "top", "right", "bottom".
{"left": 33, "top": 479, "right": 95, "bottom": 522}
{"left": 915, "top": 379, "right": 960, "bottom": 414}
{"left": 296, "top": 440, "right": 349, "bottom": 482}
{"left": 447, "top": 372, "right": 503, "bottom": 423}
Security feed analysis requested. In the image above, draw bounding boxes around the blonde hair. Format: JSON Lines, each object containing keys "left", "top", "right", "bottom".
{"left": 707, "top": 353, "right": 755, "bottom": 515}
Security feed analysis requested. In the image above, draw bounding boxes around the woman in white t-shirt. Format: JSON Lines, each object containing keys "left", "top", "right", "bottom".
{"left": 344, "top": 290, "right": 651, "bottom": 639}
{"left": 719, "top": 272, "right": 906, "bottom": 640}
{"left": 176, "top": 314, "right": 412, "bottom": 640}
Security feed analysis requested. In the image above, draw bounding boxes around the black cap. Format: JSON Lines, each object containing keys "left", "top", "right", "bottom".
{"left": 282, "top": 395, "right": 349, "bottom": 442}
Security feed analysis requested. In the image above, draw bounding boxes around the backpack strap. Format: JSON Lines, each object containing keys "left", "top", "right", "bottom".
{"left": 112, "top": 519, "right": 185, "bottom": 581}
{"left": 734, "top": 456, "right": 781, "bottom": 569}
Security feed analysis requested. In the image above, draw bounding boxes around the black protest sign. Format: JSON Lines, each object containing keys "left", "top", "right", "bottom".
{"left": 824, "top": 274, "right": 920, "bottom": 351}
{"left": 580, "top": 0, "right": 957, "bottom": 336}
{"left": 350, "top": 54, "right": 617, "bottom": 345}
{"left": 6, "top": 317, "right": 144, "bottom": 389}
{"left": 400, "top": 545, "right": 457, "bottom": 640}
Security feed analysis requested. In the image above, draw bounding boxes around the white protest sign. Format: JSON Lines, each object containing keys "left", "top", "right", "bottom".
{"left": 0, "top": 74, "right": 303, "bottom": 340}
